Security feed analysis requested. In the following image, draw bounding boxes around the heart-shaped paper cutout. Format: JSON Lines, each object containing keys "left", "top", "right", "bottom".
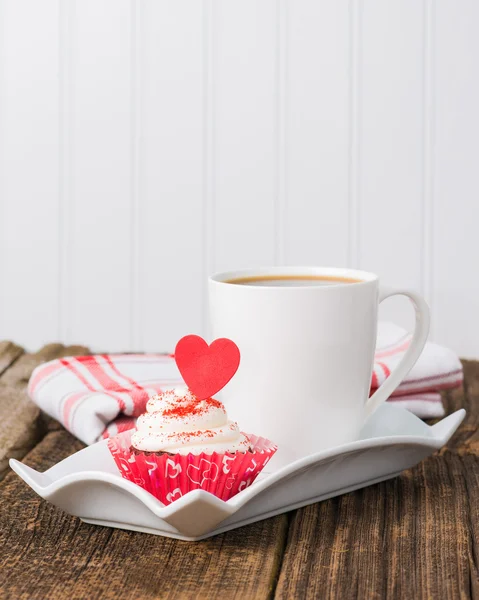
{"left": 174, "top": 335, "right": 240, "bottom": 400}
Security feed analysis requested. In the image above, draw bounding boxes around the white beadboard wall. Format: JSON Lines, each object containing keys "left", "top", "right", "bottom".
{"left": 0, "top": 0, "right": 478, "bottom": 357}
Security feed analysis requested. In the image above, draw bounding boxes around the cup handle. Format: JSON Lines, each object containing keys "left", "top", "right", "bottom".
{"left": 364, "top": 288, "right": 430, "bottom": 419}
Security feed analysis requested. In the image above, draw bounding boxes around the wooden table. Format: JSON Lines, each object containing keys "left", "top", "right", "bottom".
{"left": 0, "top": 342, "right": 477, "bottom": 599}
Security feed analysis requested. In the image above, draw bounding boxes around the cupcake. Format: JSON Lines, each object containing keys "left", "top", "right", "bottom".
{"left": 108, "top": 387, "right": 276, "bottom": 505}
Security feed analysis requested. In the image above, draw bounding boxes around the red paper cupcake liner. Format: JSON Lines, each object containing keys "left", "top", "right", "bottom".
{"left": 107, "top": 431, "right": 277, "bottom": 505}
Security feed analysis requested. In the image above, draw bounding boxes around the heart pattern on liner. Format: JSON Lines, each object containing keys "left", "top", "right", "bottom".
{"left": 165, "top": 458, "right": 182, "bottom": 479}
{"left": 145, "top": 459, "right": 158, "bottom": 476}
{"left": 117, "top": 456, "right": 145, "bottom": 486}
{"left": 166, "top": 488, "right": 183, "bottom": 503}
{"left": 174, "top": 335, "right": 240, "bottom": 400}
{"left": 238, "top": 479, "right": 251, "bottom": 492}
{"left": 225, "top": 474, "right": 237, "bottom": 490}
{"left": 187, "top": 459, "right": 219, "bottom": 486}
{"left": 222, "top": 454, "right": 235, "bottom": 474}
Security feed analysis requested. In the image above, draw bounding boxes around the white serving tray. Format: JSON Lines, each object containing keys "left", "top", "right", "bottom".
{"left": 10, "top": 404, "right": 465, "bottom": 541}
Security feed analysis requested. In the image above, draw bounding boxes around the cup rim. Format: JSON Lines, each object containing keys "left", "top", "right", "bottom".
{"left": 209, "top": 266, "right": 378, "bottom": 288}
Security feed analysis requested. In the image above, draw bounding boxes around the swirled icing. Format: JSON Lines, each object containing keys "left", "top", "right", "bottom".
{"left": 131, "top": 387, "right": 250, "bottom": 455}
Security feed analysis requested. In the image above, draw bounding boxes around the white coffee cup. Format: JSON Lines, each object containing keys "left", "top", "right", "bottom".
{"left": 209, "top": 266, "right": 430, "bottom": 470}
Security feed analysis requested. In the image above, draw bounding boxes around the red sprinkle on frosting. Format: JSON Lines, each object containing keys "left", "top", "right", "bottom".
{"left": 167, "top": 429, "right": 218, "bottom": 441}
{"left": 159, "top": 390, "right": 223, "bottom": 419}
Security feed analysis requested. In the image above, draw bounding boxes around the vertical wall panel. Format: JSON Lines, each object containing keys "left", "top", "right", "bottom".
{"left": 359, "top": 0, "right": 424, "bottom": 330}
{"left": 433, "top": 0, "right": 479, "bottom": 357}
{"left": 0, "top": 0, "right": 60, "bottom": 347}
{"left": 213, "top": 1, "right": 277, "bottom": 271}
{"left": 284, "top": 0, "right": 350, "bottom": 266}
{"left": 140, "top": 0, "right": 204, "bottom": 351}
{"left": 67, "top": 0, "right": 132, "bottom": 350}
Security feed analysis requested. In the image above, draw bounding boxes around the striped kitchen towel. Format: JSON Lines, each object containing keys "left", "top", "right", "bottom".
{"left": 371, "top": 322, "right": 462, "bottom": 418}
{"left": 28, "top": 323, "right": 463, "bottom": 445}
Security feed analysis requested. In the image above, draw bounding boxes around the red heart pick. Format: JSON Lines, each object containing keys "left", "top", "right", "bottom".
{"left": 174, "top": 335, "right": 240, "bottom": 400}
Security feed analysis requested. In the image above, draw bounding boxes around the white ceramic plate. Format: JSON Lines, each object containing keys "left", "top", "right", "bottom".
{"left": 10, "top": 404, "right": 465, "bottom": 541}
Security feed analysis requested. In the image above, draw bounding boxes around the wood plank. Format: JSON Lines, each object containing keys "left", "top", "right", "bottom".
{"left": 0, "top": 341, "right": 23, "bottom": 376}
{"left": 0, "top": 343, "right": 89, "bottom": 389}
{"left": 0, "top": 430, "right": 288, "bottom": 600}
{"left": 440, "top": 360, "right": 479, "bottom": 455}
{"left": 463, "top": 453, "right": 479, "bottom": 600}
{"left": 0, "top": 384, "right": 41, "bottom": 481}
{"left": 0, "top": 344, "right": 89, "bottom": 480}
{"left": 275, "top": 360, "right": 478, "bottom": 599}
{"left": 274, "top": 451, "right": 478, "bottom": 599}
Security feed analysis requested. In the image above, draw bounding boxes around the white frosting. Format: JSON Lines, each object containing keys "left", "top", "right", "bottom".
{"left": 131, "top": 388, "right": 251, "bottom": 455}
